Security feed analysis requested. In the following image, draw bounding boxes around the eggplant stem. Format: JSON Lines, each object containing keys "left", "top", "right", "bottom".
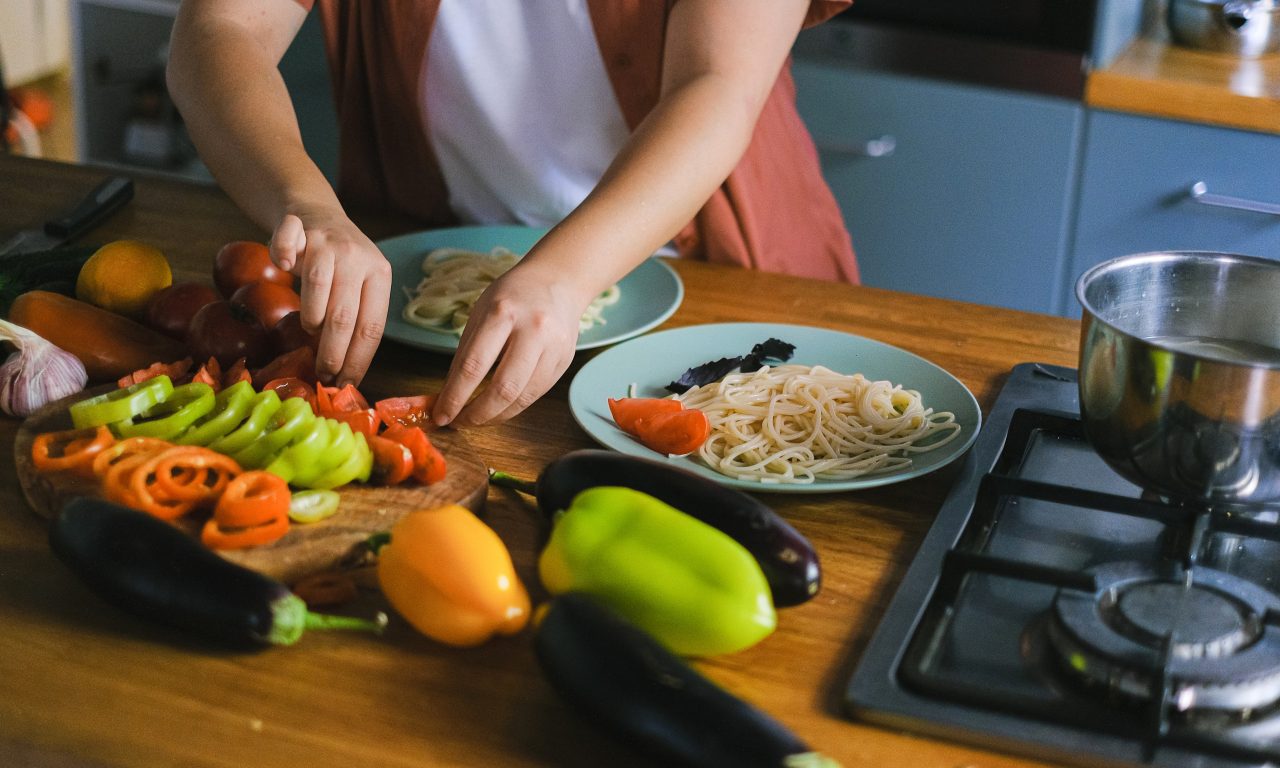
{"left": 305, "top": 610, "right": 388, "bottom": 635}
{"left": 488, "top": 468, "right": 537, "bottom": 495}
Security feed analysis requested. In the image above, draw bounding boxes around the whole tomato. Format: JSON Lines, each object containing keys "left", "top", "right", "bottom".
{"left": 145, "top": 282, "right": 220, "bottom": 339}
{"left": 187, "top": 300, "right": 273, "bottom": 368}
{"left": 270, "top": 310, "right": 320, "bottom": 355}
{"left": 213, "top": 241, "right": 294, "bottom": 298}
{"left": 231, "top": 281, "right": 302, "bottom": 330}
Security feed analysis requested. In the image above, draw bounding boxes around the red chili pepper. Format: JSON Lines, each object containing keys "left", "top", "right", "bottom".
{"left": 607, "top": 397, "right": 684, "bottom": 435}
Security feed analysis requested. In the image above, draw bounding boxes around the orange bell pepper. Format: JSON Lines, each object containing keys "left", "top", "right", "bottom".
{"left": 373, "top": 504, "right": 530, "bottom": 647}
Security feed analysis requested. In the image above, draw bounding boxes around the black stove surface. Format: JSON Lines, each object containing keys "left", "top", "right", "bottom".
{"left": 846, "top": 363, "right": 1280, "bottom": 768}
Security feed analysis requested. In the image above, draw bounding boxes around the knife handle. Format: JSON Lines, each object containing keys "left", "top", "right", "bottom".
{"left": 43, "top": 176, "right": 135, "bottom": 240}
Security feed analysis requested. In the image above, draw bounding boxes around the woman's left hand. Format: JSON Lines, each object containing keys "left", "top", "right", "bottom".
{"left": 430, "top": 264, "right": 586, "bottom": 427}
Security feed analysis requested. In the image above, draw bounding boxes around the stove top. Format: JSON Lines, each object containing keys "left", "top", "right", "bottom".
{"left": 846, "top": 363, "right": 1280, "bottom": 768}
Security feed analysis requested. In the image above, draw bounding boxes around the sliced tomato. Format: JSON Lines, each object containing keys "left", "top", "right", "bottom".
{"left": 262, "top": 376, "right": 316, "bottom": 406}
{"left": 368, "top": 433, "right": 414, "bottom": 485}
{"left": 190, "top": 357, "right": 223, "bottom": 392}
{"left": 252, "top": 346, "right": 316, "bottom": 389}
{"left": 632, "top": 409, "right": 710, "bottom": 456}
{"left": 607, "top": 397, "right": 684, "bottom": 436}
{"left": 374, "top": 395, "right": 436, "bottom": 429}
{"left": 221, "top": 357, "right": 252, "bottom": 389}
{"left": 332, "top": 407, "right": 380, "bottom": 440}
{"left": 117, "top": 358, "right": 193, "bottom": 389}
{"left": 328, "top": 383, "right": 370, "bottom": 412}
{"left": 383, "top": 424, "right": 446, "bottom": 485}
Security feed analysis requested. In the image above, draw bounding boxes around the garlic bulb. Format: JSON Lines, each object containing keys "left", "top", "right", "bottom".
{"left": 0, "top": 318, "right": 89, "bottom": 418}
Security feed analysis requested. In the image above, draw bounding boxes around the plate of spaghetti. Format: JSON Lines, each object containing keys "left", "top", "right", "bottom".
{"left": 379, "top": 225, "right": 683, "bottom": 354}
{"left": 568, "top": 323, "right": 982, "bottom": 493}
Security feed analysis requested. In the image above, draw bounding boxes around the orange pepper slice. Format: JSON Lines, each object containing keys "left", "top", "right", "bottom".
{"left": 201, "top": 512, "right": 289, "bottom": 550}
{"left": 31, "top": 426, "right": 114, "bottom": 477}
{"left": 91, "top": 437, "right": 172, "bottom": 479}
{"left": 212, "top": 470, "right": 290, "bottom": 529}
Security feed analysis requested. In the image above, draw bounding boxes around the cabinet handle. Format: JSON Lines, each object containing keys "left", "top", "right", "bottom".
{"left": 817, "top": 135, "right": 896, "bottom": 158}
{"left": 1188, "top": 181, "right": 1280, "bottom": 216}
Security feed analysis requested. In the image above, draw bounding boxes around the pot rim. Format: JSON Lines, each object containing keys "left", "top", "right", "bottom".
{"left": 1076, "top": 250, "right": 1280, "bottom": 370}
{"left": 1171, "top": 0, "right": 1280, "bottom": 11}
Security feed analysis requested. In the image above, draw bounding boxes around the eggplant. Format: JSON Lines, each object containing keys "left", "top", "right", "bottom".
{"left": 49, "top": 496, "right": 384, "bottom": 647}
{"left": 490, "top": 449, "right": 821, "bottom": 606}
{"left": 535, "top": 592, "right": 838, "bottom": 768}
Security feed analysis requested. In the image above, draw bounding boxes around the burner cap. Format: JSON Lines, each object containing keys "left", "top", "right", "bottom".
{"left": 1047, "top": 562, "right": 1280, "bottom": 713}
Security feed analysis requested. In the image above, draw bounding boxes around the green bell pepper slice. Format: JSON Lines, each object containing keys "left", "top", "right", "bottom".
{"left": 310, "top": 432, "right": 373, "bottom": 490}
{"left": 69, "top": 375, "right": 174, "bottom": 430}
{"left": 176, "top": 380, "right": 255, "bottom": 446}
{"left": 294, "top": 419, "right": 354, "bottom": 487}
{"left": 231, "top": 396, "right": 316, "bottom": 469}
{"left": 208, "top": 389, "right": 282, "bottom": 456}
{"left": 538, "top": 485, "right": 776, "bottom": 657}
{"left": 264, "top": 417, "right": 332, "bottom": 485}
{"left": 114, "top": 382, "right": 216, "bottom": 440}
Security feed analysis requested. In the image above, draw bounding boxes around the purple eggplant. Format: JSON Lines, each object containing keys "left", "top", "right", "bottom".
{"left": 490, "top": 449, "right": 821, "bottom": 606}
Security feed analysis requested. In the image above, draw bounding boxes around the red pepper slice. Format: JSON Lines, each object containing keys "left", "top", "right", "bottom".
{"left": 31, "top": 426, "right": 114, "bottom": 476}
{"left": 607, "top": 397, "right": 684, "bottom": 436}
{"left": 383, "top": 424, "right": 447, "bottom": 484}
{"left": 374, "top": 395, "right": 436, "bottom": 429}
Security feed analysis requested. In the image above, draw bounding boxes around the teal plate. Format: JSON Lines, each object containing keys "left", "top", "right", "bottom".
{"left": 568, "top": 322, "right": 982, "bottom": 494}
{"left": 379, "top": 225, "right": 683, "bottom": 354}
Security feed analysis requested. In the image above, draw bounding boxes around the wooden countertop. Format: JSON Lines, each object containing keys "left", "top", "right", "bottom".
{"left": 0, "top": 155, "right": 1082, "bottom": 768}
{"left": 1086, "top": 33, "right": 1280, "bottom": 135}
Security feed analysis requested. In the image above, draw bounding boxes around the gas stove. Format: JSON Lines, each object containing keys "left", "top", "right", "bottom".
{"left": 846, "top": 362, "right": 1280, "bottom": 768}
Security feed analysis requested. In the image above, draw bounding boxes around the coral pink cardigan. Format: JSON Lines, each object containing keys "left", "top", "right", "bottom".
{"left": 296, "top": 0, "right": 858, "bottom": 282}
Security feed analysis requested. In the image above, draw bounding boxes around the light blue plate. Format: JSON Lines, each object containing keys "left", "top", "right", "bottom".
{"left": 379, "top": 225, "right": 683, "bottom": 354}
{"left": 568, "top": 322, "right": 982, "bottom": 494}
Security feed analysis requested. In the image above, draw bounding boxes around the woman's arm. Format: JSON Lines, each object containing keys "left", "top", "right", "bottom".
{"left": 432, "top": 0, "right": 812, "bottom": 426}
{"left": 167, "top": 0, "right": 390, "bottom": 387}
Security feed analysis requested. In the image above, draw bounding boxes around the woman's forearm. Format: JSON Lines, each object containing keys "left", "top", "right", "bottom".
{"left": 166, "top": 0, "right": 340, "bottom": 231}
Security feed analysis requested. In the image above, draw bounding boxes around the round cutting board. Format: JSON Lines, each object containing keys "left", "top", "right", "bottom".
{"left": 14, "top": 388, "right": 490, "bottom": 585}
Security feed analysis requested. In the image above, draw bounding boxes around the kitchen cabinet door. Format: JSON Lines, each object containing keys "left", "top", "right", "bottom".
{"left": 791, "top": 61, "right": 1084, "bottom": 315}
{"left": 1065, "top": 109, "right": 1280, "bottom": 315}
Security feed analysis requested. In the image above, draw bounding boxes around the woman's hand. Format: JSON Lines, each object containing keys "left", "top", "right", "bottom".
{"left": 270, "top": 209, "right": 392, "bottom": 387}
{"left": 431, "top": 263, "right": 585, "bottom": 427}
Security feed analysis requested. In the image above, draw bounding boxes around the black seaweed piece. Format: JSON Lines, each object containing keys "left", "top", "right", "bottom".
{"left": 664, "top": 338, "right": 796, "bottom": 393}
{"left": 739, "top": 338, "right": 796, "bottom": 373}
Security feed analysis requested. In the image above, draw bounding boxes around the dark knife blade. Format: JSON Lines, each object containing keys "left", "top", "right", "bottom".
{"left": 0, "top": 175, "right": 134, "bottom": 258}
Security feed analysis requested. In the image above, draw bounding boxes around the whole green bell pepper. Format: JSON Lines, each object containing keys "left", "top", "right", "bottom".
{"left": 538, "top": 485, "right": 776, "bottom": 657}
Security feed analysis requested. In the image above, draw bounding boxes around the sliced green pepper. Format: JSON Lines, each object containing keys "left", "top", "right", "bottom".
{"left": 264, "top": 417, "right": 332, "bottom": 484}
{"left": 538, "top": 486, "right": 776, "bottom": 657}
{"left": 114, "top": 382, "right": 216, "bottom": 441}
{"left": 231, "top": 396, "right": 316, "bottom": 469}
{"left": 294, "top": 420, "right": 354, "bottom": 487}
{"left": 69, "top": 376, "right": 174, "bottom": 430}
{"left": 310, "top": 432, "right": 373, "bottom": 490}
{"left": 288, "top": 489, "right": 341, "bottom": 523}
{"left": 177, "top": 380, "right": 255, "bottom": 446}
{"left": 208, "top": 390, "right": 282, "bottom": 456}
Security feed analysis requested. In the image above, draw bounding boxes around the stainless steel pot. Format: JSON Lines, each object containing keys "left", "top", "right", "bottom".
{"left": 1167, "top": 0, "right": 1280, "bottom": 57}
{"left": 1077, "top": 251, "right": 1280, "bottom": 505}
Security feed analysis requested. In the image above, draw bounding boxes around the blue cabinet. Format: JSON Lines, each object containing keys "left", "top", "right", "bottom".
{"left": 1064, "top": 109, "right": 1280, "bottom": 315}
{"left": 791, "top": 60, "right": 1084, "bottom": 315}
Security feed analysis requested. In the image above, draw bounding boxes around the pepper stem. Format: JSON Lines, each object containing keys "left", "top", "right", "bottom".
{"left": 269, "top": 594, "right": 387, "bottom": 645}
{"left": 304, "top": 610, "right": 388, "bottom": 634}
{"left": 365, "top": 530, "right": 392, "bottom": 554}
{"left": 487, "top": 468, "right": 537, "bottom": 495}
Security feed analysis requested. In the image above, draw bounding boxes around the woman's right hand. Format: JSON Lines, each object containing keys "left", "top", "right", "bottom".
{"left": 269, "top": 208, "right": 392, "bottom": 387}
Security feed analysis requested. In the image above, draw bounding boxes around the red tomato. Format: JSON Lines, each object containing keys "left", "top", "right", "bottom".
{"left": 375, "top": 395, "right": 436, "bottom": 429}
{"left": 186, "top": 300, "right": 273, "bottom": 369}
{"left": 252, "top": 346, "right": 317, "bottom": 389}
{"left": 230, "top": 282, "right": 301, "bottom": 330}
{"left": 332, "top": 408, "right": 380, "bottom": 440}
{"left": 213, "top": 241, "right": 294, "bottom": 298}
{"left": 314, "top": 383, "right": 370, "bottom": 417}
{"left": 368, "top": 434, "right": 414, "bottom": 485}
{"left": 383, "top": 424, "right": 447, "bottom": 484}
{"left": 145, "top": 283, "right": 220, "bottom": 340}
{"left": 262, "top": 376, "right": 316, "bottom": 405}
{"left": 270, "top": 311, "right": 320, "bottom": 355}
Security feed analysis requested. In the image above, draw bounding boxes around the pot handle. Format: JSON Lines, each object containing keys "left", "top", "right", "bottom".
{"left": 1188, "top": 181, "right": 1280, "bottom": 216}
{"left": 814, "top": 134, "right": 896, "bottom": 158}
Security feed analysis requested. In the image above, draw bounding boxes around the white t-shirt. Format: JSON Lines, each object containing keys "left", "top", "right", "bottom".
{"left": 423, "top": 0, "right": 631, "bottom": 228}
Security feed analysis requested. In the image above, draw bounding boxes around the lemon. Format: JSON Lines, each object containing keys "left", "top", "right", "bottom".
{"left": 75, "top": 240, "right": 173, "bottom": 317}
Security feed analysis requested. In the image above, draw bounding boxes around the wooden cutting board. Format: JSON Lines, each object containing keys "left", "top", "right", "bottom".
{"left": 14, "top": 388, "right": 490, "bottom": 585}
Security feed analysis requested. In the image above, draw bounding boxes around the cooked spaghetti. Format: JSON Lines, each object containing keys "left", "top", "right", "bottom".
{"left": 674, "top": 364, "right": 961, "bottom": 484}
{"left": 402, "top": 246, "right": 621, "bottom": 335}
